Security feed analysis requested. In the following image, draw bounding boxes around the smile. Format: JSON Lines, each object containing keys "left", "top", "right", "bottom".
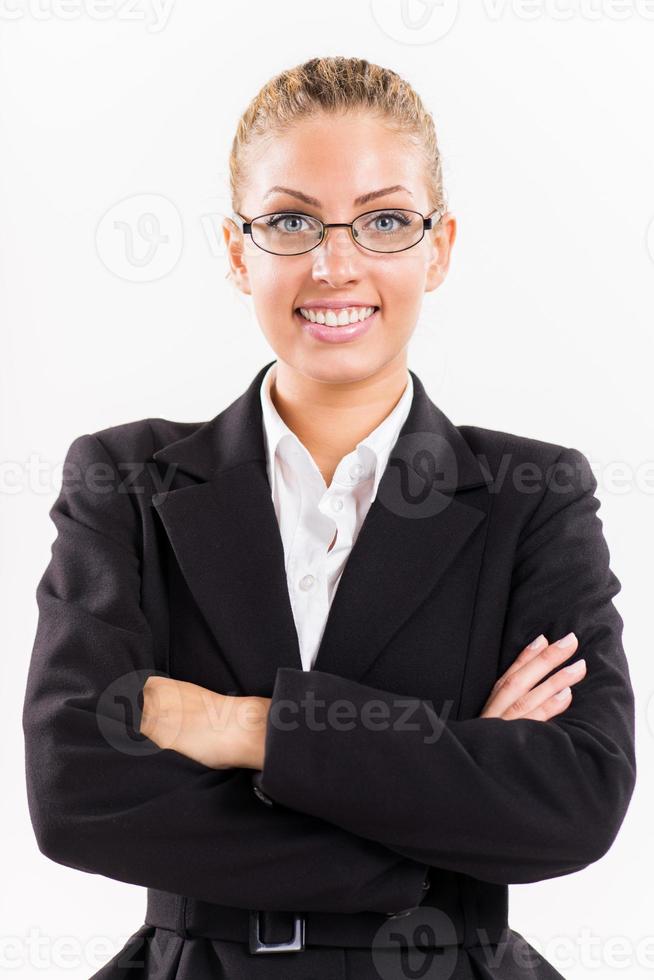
{"left": 297, "top": 305, "right": 378, "bottom": 326}
{"left": 295, "top": 305, "right": 380, "bottom": 344}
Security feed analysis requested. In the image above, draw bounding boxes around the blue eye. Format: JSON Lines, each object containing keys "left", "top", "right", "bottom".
{"left": 265, "top": 213, "right": 311, "bottom": 234}
{"left": 365, "top": 211, "right": 412, "bottom": 233}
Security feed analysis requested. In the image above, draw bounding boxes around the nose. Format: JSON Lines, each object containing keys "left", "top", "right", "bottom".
{"left": 310, "top": 225, "right": 362, "bottom": 287}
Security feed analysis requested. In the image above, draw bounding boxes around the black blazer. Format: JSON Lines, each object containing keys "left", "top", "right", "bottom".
{"left": 22, "top": 359, "right": 636, "bottom": 973}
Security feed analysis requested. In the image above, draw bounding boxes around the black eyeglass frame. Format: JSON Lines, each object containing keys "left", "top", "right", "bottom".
{"left": 230, "top": 207, "right": 443, "bottom": 256}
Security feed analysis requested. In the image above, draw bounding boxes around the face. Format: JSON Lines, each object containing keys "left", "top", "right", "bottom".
{"left": 223, "top": 111, "right": 456, "bottom": 388}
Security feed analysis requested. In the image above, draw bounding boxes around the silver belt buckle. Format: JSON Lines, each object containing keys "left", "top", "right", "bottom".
{"left": 249, "top": 910, "right": 305, "bottom": 954}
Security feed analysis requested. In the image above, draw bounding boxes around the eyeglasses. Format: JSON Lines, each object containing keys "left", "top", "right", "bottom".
{"left": 230, "top": 207, "right": 443, "bottom": 256}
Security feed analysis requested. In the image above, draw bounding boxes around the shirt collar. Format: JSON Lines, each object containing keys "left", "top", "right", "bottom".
{"left": 259, "top": 362, "right": 414, "bottom": 504}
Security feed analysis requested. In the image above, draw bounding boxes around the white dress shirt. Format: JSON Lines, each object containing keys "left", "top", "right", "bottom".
{"left": 259, "top": 361, "right": 414, "bottom": 671}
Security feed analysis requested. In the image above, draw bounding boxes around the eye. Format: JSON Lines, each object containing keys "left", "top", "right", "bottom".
{"left": 363, "top": 210, "right": 412, "bottom": 233}
{"left": 264, "top": 212, "right": 313, "bottom": 234}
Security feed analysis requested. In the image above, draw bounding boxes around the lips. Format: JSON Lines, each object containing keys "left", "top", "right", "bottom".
{"left": 295, "top": 306, "right": 379, "bottom": 343}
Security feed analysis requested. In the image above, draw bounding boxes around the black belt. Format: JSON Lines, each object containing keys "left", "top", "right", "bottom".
{"left": 145, "top": 877, "right": 510, "bottom": 955}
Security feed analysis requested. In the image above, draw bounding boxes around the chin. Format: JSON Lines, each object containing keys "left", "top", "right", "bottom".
{"left": 289, "top": 350, "right": 394, "bottom": 385}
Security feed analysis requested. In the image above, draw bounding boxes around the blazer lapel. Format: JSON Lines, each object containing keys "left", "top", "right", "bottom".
{"left": 150, "top": 360, "right": 490, "bottom": 696}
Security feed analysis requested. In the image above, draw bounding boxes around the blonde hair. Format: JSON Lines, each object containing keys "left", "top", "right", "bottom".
{"left": 228, "top": 55, "right": 447, "bottom": 216}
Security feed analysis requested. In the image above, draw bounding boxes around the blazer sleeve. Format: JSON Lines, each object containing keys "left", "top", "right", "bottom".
{"left": 21, "top": 431, "right": 429, "bottom": 913}
{"left": 254, "top": 446, "right": 637, "bottom": 885}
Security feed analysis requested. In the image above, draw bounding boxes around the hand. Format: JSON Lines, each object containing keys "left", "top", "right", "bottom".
{"left": 480, "top": 633, "right": 586, "bottom": 720}
{"left": 139, "top": 676, "right": 271, "bottom": 769}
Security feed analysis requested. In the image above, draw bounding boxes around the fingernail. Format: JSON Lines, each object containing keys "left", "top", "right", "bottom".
{"left": 555, "top": 686, "right": 572, "bottom": 700}
{"left": 528, "top": 634, "right": 547, "bottom": 650}
{"left": 565, "top": 658, "right": 585, "bottom": 673}
{"left": 555, "top": 632, "right": 577, "bottom": 649}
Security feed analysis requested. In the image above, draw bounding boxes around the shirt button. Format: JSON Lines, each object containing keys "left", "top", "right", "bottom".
{"left": 299, "top": 574, "right": 315, "bottom": 591}
{"left": 348, "top": 462, "right": 364, "bottom": 482}
{"left": 330, "top": 496, "right": 344, "bottom": 512}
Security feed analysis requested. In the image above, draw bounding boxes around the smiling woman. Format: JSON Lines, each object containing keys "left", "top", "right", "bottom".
{"left": 221, "top": 59, "right": 455, "bottom": 410}
{"left": 23, "top": 55, "right": 635, "bottom": 980}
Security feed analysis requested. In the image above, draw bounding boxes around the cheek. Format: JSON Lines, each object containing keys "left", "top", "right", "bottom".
{"left": 378, "top": 258, "right": 425, "bottom": 313}
{"left": 249, "top": 259, "right": 301, "bottom": 315}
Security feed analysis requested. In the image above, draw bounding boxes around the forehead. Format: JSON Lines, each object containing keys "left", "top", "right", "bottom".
{"left": 241, "top": 112, "right": 428, "bottom": 212}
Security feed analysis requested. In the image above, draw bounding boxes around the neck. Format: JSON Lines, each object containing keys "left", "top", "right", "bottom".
{"left": 269, "top": 354, "right": 410, "bottom": 482}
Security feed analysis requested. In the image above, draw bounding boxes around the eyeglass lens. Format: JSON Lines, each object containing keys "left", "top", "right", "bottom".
{"left": 249, "top": 209, "right": 426, "bottom": 254}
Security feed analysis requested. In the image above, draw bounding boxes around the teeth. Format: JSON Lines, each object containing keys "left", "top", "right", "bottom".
{"left": 298, "top": 305, "right": 376, "bottom": 326}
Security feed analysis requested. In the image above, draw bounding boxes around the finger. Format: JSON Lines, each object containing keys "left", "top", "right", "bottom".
{"left": 502, "top": 659, "right": 586, "bottom": 720}
{"left": 489, "top": 634, "right": 550, "bottom": 693}
{"left": 521, "top": 685, "right": 574, "bottom": 721}
{"left": 486, "top": 633, "right": 579, "bottom": 718}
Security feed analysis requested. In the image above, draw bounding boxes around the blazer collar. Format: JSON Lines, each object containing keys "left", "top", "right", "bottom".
{"left": 151, "top": 360, "right": 490, "bottom": 695}
{"left": 152, "top": 358, "right": 485, "bottom": 492}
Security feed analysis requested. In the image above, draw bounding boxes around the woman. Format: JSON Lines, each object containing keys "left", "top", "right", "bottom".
{"left": 22, "top": 57, "right": 636, "bottom": 979}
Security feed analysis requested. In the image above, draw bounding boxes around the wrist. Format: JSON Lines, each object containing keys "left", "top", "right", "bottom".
{"left": 233, "top": 696, "right": 270, "bottom": 769}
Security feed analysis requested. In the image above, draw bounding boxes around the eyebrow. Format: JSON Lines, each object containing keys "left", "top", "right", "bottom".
{"left": 262, "top": 184, "right": 413, "bottom": 207}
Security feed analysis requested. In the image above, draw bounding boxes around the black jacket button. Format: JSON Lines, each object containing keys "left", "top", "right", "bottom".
{"left": 253, "top": 784, "right": 274, "bottom": 806}
{"left": 385, "top": 906, "right": 416, "bottom": 919}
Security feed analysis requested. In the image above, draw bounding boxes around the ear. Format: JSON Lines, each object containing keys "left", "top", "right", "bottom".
{"left": 424, "top": 213, "right": 457, "bottom": 293}
{"left": 222, "top": 216, "right": 252, "bottom": 295}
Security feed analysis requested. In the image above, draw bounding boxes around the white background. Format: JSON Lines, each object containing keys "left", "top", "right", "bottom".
{"left": 2, "top": 1, "right": 653, "bottom": 977}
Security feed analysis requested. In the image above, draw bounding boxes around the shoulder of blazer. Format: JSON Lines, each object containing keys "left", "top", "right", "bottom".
{"left": 75, "top": 417, "right": 204, "bottom": 464}
{"left": 456, "top": 425, "right": 598, "bottom": 545}
{"left": 458, "top": 423, "right": 570, "bottom": 475}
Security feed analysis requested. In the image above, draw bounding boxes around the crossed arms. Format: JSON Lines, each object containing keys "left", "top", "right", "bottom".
{"left": 22, "top": 432, "right": 636, "bottom": 910}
